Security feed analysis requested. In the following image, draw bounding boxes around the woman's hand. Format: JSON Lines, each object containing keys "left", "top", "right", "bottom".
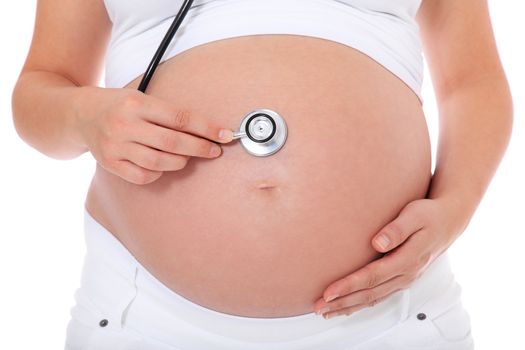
{"left": 76, "top": 87, "right": 234, "bottom": 185}
{"left": 313, "top": 197, "right": 466, "bottom": 319}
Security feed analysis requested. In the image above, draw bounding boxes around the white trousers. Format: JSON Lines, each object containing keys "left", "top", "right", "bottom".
{"left": 64, "top": 209, "right": 475, "bottom": 350}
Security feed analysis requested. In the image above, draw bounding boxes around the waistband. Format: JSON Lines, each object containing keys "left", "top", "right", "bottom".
{"left": 83, "top": 207, "right": 454, "bottom": 347}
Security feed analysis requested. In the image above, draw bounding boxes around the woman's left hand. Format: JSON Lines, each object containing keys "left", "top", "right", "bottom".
{"left": 313, "top": 197, "right": 466, "bottom": 319}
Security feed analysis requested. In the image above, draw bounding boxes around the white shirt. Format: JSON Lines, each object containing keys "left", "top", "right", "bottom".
{"left": 102, "top": 0, "right": 424, "bottom": 102}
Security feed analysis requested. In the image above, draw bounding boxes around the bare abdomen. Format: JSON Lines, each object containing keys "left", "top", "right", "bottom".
{"left": 85, "top": 34, "right": 431, "bottom": 317}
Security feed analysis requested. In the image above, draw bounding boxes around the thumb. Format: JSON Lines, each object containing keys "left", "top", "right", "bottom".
{"left": 372, "top": 201, "right": 426, "bottom": 253}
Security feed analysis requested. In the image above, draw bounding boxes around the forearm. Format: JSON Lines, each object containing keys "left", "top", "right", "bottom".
{"left": 427, "top": 76, "right": 513, "bottom": 233}
{"left": 11, "top": 70, "right": 101, "bottom": 160}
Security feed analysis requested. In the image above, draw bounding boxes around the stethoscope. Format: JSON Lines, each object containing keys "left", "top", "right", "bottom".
{"left": 137, "top": 0, "right": 287, "bottom": 157}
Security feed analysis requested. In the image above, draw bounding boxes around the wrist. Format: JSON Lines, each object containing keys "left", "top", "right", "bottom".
{"left": 67, "top": 86, "right": 106, "bottom": 154}
{"left": 426, "top": 172, "right": 485, "bottom": 237}
{"left": 433, "top": 194, "right": 479, "bottom": 238}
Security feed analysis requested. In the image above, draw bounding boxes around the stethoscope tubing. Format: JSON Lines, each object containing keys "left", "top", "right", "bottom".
{"left": 137, "top": 0, "right": 195, "bottom": 93}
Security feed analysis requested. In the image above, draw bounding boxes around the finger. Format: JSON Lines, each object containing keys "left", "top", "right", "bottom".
{"left": 112, "top": 159, "right": 163, "bottom": 185}
{"left": 131, "top": 121, "right": 222, "bottom": 159}
{"left": 320, "top": 254, "right": 405, "bottom": 304}
{"left": 122, "top": 142, "right": 191, "bottom": 172}
{"left": 317, "top": 275, "right": 409, "bottom": 316}
{"left": 141, "top": 98, "right": 234, "bottom": 144}
{"left": 372, "top": 200, "right": 427, "bottom": 253}
{"left": 320, "top": 231, "right": 430, "bottom": 303}
{"left": 321, "top": 279, "right": 408, "bottom": 319}
{"left": 322, "top": 295, "right": 390, "bottom": 319}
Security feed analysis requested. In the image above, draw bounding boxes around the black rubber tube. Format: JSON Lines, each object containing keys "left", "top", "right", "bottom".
{"left": 137, "top": 0, "right": 195, "bottom": 93}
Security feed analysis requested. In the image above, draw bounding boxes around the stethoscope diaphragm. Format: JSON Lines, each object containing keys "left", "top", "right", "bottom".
{"left": 232, "top": 108, "right": 288, "bottom": 157}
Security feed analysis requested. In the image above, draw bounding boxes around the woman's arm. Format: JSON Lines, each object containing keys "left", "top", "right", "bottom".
{"left": 314, "top": 0, "right": 513, "bottom": 318}
{"left": 417, "top": 0, "right": 513, "bottom": 232}
{"left": 12, "top": 0, "right": 233, "bottom": 184}
{"left": 12, "top": 0, "right": 112, "bottom": 160}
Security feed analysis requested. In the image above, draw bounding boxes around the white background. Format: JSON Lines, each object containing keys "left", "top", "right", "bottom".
{"left": 0, "top": 1, "right": 523, "bottom": 349}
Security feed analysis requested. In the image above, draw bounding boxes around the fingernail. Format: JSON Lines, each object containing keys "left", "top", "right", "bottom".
{"left": 324, "top": 294, "right": 339, "bottom": 302}
{"left": 210, "top": 144, "right": 221, "bottom": 157}
{"left": 324, "top": 313, "right": 334, "bottom": 320}
{"left": 375, "top": 234, "right": 391, "bottom": 250}
{"left": 318, "top": 306, "right": 331, "bottom": 315}
{"left": 219, "top": 129, "right": 233, "bottom": 142}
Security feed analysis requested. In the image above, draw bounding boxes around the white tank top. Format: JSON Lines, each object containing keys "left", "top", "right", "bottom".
{"left": 102, "top": 0, "right": 424, "bottom": 102}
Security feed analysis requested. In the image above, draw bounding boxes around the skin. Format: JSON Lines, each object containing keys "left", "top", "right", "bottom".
{"left": 11, "top": 0, "right": 233, "bottom": 176}
{"left": 12, "top": 0, "right": 512, "bottom": 319}
{"left": 314, "top": 0, "right": 513, "bottom": 319}
{"left": 82, "top": 35, "right": 431, "bottom": 317}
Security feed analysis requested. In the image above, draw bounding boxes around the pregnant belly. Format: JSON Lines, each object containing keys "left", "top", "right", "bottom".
{"left": 85, "top": 34, "right": 432, "bottom": 318}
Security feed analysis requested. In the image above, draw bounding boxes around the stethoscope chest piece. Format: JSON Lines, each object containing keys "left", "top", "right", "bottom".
{"left": 234, "top": 108, "right": 288, "bottom": 157}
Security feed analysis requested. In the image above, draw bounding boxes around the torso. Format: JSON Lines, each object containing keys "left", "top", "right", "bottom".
{"left": 85, "top": 34, "right": 431, "bottom": 317}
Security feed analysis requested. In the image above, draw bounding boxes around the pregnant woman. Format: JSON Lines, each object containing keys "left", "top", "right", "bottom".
{"left": 12, "top": 0, "right": 512, "bottom": 349}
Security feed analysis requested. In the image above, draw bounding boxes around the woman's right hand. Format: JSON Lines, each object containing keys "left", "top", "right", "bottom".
{"left": 77, "top": 87, "right": 234, "bottom": 185}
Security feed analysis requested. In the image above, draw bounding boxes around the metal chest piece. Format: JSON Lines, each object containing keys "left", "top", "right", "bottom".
{"left": 233, "top": 109, "right": 288, "bottom": 157}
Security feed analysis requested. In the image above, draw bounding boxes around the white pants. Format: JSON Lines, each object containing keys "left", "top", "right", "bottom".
{"left": 64, "top": 209, "right": 475, "bottom": 350}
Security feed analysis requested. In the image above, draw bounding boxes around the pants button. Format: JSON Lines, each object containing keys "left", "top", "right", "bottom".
{"left": 99, "top": 319, "right": 109, "bottom": 327}
{"left": 417, "top": 312, "right": 427, "bottom": 320}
